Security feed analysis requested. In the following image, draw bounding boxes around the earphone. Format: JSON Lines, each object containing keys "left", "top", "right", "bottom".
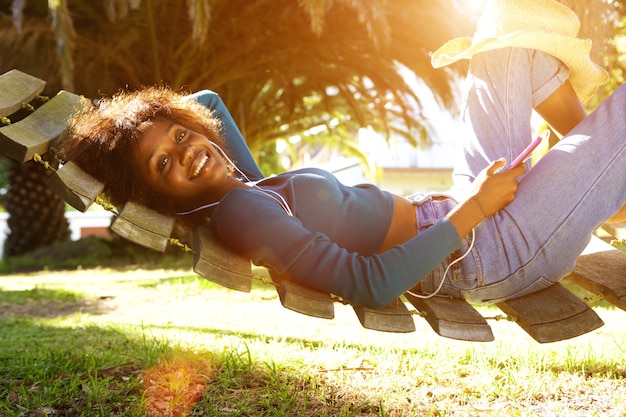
{"left": 177, "top": 141, "right": 293, "bottom": 217}
{"left": 406, "top": 227, "right": 476, "bottom": 299}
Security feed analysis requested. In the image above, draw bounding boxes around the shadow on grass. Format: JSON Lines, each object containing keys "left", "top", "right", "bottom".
{"left": 0, "top": 319, "right": 148, "bottom": 416}
{"left": 0, "top": 235, "right": 193, "bottom": 275}
{"left": 0, "top": 288, "right": 392, "bottom": 417}
{"left": 0, "top": 287, "right": 115, "bottom": 318}
{"left": 3, "top": 274, "right": 625, "bottom": 416}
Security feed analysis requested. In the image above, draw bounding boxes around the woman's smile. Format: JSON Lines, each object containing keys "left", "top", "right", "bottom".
{"left": 192, "top": 153, "right": 209, "bottom": 178}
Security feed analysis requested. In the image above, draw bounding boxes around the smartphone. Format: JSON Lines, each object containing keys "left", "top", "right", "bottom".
{"left": 506, "top": 130, "right": 550, "bottom": 171}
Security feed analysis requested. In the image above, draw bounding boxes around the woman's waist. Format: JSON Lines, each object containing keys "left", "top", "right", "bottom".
{"left": 380, "top": 194, "right": 419, "bottom": 252}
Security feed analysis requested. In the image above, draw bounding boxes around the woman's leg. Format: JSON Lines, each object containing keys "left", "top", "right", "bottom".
{"left": 463, "top": 85, "right": 626, "bottom": 303}
{"left": 434, "top": 48, "right": 626, "bottom": 302}
{"left": 451, "top": 48, "right": 570, "bottom": 194}
{"left": 422, "top": 48, "right": 572, "bottom": 297}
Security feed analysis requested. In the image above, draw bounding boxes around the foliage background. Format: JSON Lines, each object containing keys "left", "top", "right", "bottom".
{"left": 1, "top": 0, "right": 625, "bottom": 173}
{"left": 0, "top": 0, "right": 624, "bottom": 255}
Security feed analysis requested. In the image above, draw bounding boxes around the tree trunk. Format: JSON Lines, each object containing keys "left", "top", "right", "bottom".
{"left": 3, "top": 155, "right": 70, "bottom": 257}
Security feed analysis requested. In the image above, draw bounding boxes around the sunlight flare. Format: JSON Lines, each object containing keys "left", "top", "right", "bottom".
{"left": 142, "top": 354, "right": 215, "bottom": 417}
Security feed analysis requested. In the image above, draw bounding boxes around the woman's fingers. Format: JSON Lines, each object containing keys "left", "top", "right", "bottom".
{"left": 471, "top": 157, "right": 527, "bottom": 216}
{"left": 487, "top": 158, "right": 507, "bottom": 174}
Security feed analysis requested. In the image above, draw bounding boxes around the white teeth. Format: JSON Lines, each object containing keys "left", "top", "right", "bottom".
{"left": 192, "top": 155, "right": 208, "bottom": 178}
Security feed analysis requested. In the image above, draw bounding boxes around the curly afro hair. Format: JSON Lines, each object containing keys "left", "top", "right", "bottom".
{"left": 61, "top": 86, "right": 230, "bottom": 216}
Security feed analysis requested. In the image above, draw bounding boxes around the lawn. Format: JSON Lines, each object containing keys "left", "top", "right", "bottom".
{"left": 0, "top": 267, "right": 625, "bottom": 416}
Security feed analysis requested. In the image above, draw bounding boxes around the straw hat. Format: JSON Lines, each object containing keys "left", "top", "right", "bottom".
{"left": 431, "top": 0, "right": 609, "bottom": 103}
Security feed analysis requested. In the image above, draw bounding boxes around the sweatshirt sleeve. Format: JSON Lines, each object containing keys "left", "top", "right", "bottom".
{"left": 187, "top": 90, "right": 264, "bottom": 181}
{"left": 212, "top": 189, "right": 462, "bottom": 309}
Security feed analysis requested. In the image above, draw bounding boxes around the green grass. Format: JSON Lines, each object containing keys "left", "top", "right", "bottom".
{"left": 0, "top": 235, "right": 193, "bottom": 274}
{"left": 1, "top": 268, "right": 626, "bottom": 416}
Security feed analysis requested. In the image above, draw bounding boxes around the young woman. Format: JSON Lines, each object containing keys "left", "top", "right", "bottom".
{"left": 61, "top": 2, "right": 626, "bottom": 309}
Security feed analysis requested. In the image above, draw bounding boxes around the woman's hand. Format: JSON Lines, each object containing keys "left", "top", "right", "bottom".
{"left": 446, "top": 158, "right": 525, "bottom": 238}
{"left": 469, "top": 158, "right": 525, "bottom": 217}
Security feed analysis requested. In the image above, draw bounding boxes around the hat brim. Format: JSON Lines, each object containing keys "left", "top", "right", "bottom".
{"left": 431, "top": 30, "right": 609, "bottom": 103}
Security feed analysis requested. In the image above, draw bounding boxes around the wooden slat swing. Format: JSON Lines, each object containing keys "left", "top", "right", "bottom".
{"left": 3, "top": 69, "right": 626, "bottom": 343}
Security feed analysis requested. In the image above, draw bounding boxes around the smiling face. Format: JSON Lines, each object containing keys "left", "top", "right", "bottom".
{"left": 134, "top": 117, "right": 238, "bottom": 212}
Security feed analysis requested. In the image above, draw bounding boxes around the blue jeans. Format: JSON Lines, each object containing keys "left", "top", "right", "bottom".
{"left": 417, "top": 48, "right": 626, "bottom": 304}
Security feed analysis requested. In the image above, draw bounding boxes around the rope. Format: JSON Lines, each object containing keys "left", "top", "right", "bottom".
{"left": 583, "top": 293, "right": 606, "bottom": 304}
{"left": 33, "top": 153, "right": 56, "bottom": 171}
{"left": 1, "top": 97, "right": 49, "bottom": 126}
{"left": 168, "top": 238, "right": 193, "bottom": 253}
{"left": 252, "top": 273, "right": 277, "bottom": 287}
{"left": 483, "top": 314, "right": 515, "bottom": 322}
{"left": 611, "top": 238, "right": 626, "bottom": 247}
{"left": 21, "top": 102, "right": 34, "bottom": 112}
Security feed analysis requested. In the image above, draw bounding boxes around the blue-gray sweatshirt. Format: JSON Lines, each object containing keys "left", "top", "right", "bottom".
{"left": 211, "top": 168, "right": 461, "bottom": 308}
{"left": 191, "top": 90, "right": 462, "bottom": 308}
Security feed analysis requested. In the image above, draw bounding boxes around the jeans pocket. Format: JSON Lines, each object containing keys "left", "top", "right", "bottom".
{"left": 464, "top": 275, "right": 553, "bottom": 305}
{"left": 418, "top": 235, "right": 480, "bottom": 298}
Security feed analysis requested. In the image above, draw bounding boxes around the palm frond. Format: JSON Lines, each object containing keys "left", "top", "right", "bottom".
{"left": 48, "top": 0, "right": 75, "bottom": 90}
{"left": 11, "top": 0, "right": 25, "bottom": 32}
{"left": 186, "top": 0, "right": 211, "bottom": 42}
{"left": 4, "top": 0, "right": 624, "bottom": 170}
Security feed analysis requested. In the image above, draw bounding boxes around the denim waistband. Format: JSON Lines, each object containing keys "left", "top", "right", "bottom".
{"left": 410, "top": 193, "right": 457, "bottom": 233}
{"left": 409, "top": 193, "right": 471, "bottom": 298}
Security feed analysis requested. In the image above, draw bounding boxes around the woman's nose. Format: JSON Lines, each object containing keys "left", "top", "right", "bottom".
{"left": 179, "top": 144, "right": 195, "bottom": 165}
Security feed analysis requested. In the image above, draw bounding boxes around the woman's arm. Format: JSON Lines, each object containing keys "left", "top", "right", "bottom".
{"left": 213, "top": 158, "right": 524, "bottom": 308}
{"left": 212, "top": 189, "right": 462, "bottom": 309}
{"left": 187, "top": 90, "right": 264, "bottom": 181}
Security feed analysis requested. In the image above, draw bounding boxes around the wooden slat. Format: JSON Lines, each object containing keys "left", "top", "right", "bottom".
{"left": 602, "top": 221, "right": 626, "bottom": 240}
{"left": 272, "top": 275, "right": 335, "bottom": 319}
{"left": 0, "top": 90, "right": 87, "bottom": 162}
{"left": 352, "top": 298, "right": 416, "bottom": 333}
{"left": 567, "top": 235, "right": 626, "bottom": 311}
{"left": 110, "top": 201, "right": 175, "bottom": 252}
{"left": 192, "top": 225, "right": 252, "bottom": 292}
{"left": 0, "top": 69, "right": 46, "bottom": 117}
{"left": 496, "top": 282, "right": 603, "bottom": 343}
{"left": 46, "top": 161, "right": 104, "bottom": 212}
{"left": 405, "top": 293, "right": 494, "bottom": 342}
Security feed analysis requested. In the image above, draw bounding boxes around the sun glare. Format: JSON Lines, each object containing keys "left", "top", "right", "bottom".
{"left": 463, "top": 0, "right": 487, "bottom": 19}
{"left": 142, "top": 355, "right": 215, "bottom": 417}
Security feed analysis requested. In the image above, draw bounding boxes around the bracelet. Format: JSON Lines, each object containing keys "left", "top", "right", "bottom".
{"left": 472, "top": 196, "right": 488, "bottom": 219}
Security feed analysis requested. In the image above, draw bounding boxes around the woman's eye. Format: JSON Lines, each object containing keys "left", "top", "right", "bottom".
{"left": 177, "top": 130, "right": 187, "bottom": 142}
{"left": 159, "top": 156, "right": 169, "bottom": 171}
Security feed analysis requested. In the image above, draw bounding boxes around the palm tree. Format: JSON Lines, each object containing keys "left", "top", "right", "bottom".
{"left": 0, "top": 0, "right": 472, "bottom": 256}
{"left": 64, "top": 1, "right": 473, "bottom": 151}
